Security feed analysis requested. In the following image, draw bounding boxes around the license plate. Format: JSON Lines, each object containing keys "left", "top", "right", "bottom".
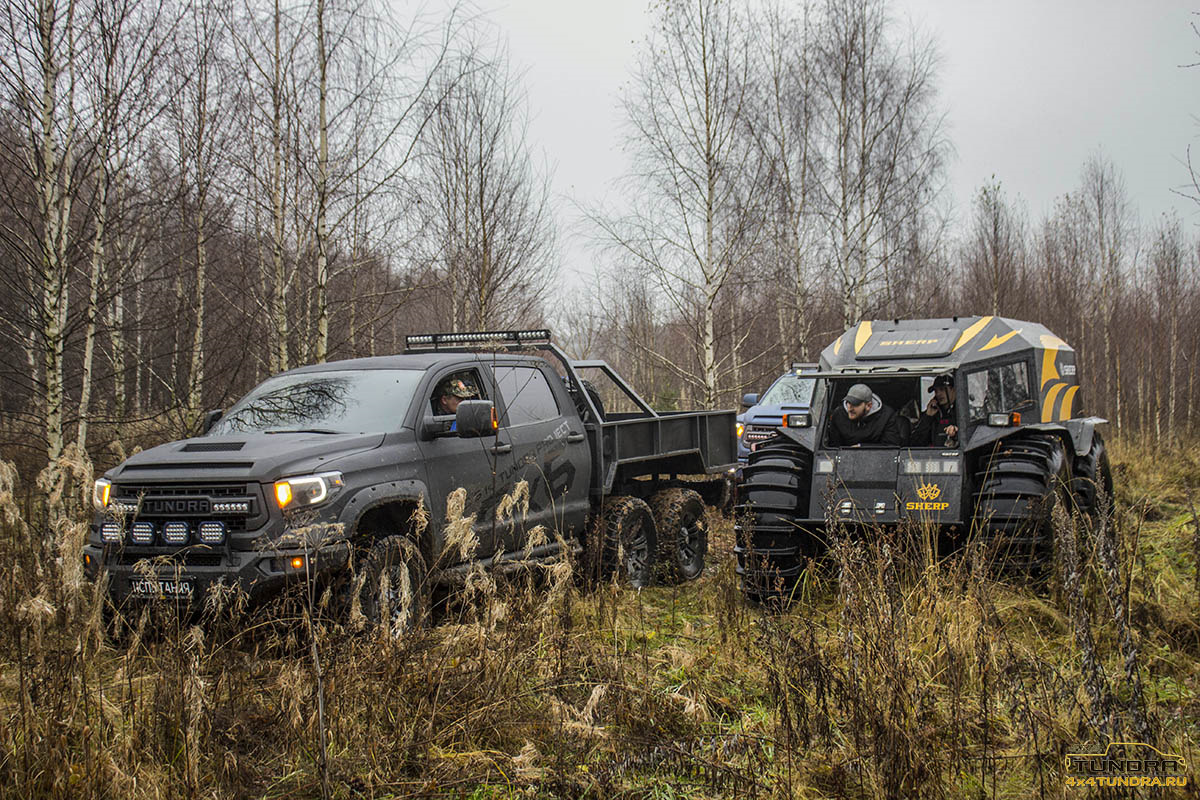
{"left": 128, "top": 577, "right": 195, "bottom": 599}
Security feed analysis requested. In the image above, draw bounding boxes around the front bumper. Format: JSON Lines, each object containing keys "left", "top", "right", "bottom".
{"left": 83, "top": 538, "right": 351, "bottom": 608}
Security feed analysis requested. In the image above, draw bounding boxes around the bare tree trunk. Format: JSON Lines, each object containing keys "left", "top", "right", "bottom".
{"left": 313, "top": 0, "right": 330, "bottom": 362}
{"left": 33, "top": 0, "right": 80, "bottom": 470}
{"left": 187, "top": 201, "right": 207, "bottom": 420}
{"left": 269, "top": 0, "right": 289, "bottom": 372}
{"left": 76, "top": 173, "right": 108, "bottom": 449}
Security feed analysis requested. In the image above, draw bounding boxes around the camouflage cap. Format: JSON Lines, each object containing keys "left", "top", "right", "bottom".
{"left": 441, "top": 378, "right": 477, "bottom": 398}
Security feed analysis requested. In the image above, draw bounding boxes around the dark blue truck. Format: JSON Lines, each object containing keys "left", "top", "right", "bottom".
{"left": 736, "top": 364, "right": 817, "bottom": 463}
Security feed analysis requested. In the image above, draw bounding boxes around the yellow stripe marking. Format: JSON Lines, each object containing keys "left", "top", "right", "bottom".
{"left": 854, "top": 321, "right": 873, "bottom": 354}
{"left": 834, "top": 333, "right": 843, "bottom": 356}
{"left": 1040, "top": 336, "right": 1061, "bottom": 388}
{"left": 1059, "top": 385, "right": 1079, "bottom": 420}
{"left": 952, "top": 316, "right": 993, "bottom": 351}
{"left": 980, "top": 329, "right": 1021, "bottom": 352}
{"left": 1042, "top": 382, "right": 1066, "bottom": 422}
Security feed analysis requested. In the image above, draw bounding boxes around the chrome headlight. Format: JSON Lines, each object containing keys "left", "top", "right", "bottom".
{"left": 93, "top": 478, "right": 112, "bottom": 510}
{"left": 273, "top": 471, "right": 345, "bottom": 509}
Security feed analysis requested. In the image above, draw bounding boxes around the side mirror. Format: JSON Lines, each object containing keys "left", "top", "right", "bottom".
{"left": 456, "top": 400, "right": 498, "bottom": 438}
{"left": 200, "top": 409, "right": 224, "bottom": 435}
{"left": 741, "top": 393, "right": 759, "bottom": 408}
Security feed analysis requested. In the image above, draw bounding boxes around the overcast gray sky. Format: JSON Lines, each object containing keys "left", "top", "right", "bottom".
{"left": 479, "top": 0, "right": 1200, "bottom": 282}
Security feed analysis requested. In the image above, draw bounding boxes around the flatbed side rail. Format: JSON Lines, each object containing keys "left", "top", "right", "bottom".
{"left": 588, "top": 410, "right": 736, "bottom": 497}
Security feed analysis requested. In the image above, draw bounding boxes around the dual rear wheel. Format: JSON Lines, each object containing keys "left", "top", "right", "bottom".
{"left": 590, "top": 489, "right": 709, "bottom": 588}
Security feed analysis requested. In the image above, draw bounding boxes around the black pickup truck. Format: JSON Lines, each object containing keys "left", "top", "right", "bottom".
{"left": 85, "top": 330, "right": 735, "bottom": 626}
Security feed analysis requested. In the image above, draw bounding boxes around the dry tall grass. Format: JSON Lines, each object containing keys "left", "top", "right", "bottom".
{"left": 0, "top": 440, "right": 1197, "bottom": 798}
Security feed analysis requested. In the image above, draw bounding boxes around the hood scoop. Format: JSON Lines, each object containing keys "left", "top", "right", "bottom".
{"left": 182, "top": 441, "right": 246, "bottom": 452}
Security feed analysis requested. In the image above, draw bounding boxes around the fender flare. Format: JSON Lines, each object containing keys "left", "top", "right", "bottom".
{"left": 1027, "top": 417, "right": 1107, "bottom": 457}
{"left": 337, "top": 479, "right": 430, "bottom": 540}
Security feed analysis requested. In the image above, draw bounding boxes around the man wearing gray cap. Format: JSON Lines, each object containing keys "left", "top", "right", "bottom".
{"left": 828, "top": 383, "right": 903, "bottom": 447}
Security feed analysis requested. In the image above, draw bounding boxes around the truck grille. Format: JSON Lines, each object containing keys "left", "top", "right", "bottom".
{"left": 744, "top": 425, "right": 779, "bottom": 444}
{"left": 105, "top": 483, "right": 265, "bottom": 548}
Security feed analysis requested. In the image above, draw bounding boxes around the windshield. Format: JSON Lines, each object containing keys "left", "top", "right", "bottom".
{"left": 209, "top": 369, "right": 424, "bottom": 435}
{"left": 759, "top": 374, "right": 816, "bottom": 406}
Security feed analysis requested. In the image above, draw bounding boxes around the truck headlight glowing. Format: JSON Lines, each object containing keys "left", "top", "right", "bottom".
{"left": 93, "top": 478, "right": 111, "bottom": 510}
{"left": 273, "top": 472, "right": 345, "bottom": 509}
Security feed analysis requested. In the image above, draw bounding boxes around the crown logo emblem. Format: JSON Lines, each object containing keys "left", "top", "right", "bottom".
{"left": 916, "top": 482, "right": 941, "bottom": 501}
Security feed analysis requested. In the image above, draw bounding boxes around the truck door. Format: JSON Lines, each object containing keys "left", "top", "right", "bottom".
{"left": 416, "top": 364, "right": 517, "bottom": 562}
{"left": 493, "top": 364, "right": 592, "bottom": 554}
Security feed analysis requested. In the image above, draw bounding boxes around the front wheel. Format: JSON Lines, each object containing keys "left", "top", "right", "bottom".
{"left": 1070, "top": 431, "right": 1114, "bottom": 519}
{"left": 972, "top": 433, "right": 1068, "bottom": 574}
{"left": 339, "top": 535, "right": 429, "bottom": 635}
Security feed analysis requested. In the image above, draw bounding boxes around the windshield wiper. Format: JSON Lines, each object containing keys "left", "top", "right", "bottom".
{"left": 264, "top": 428, "right": 344, "bottom": 435}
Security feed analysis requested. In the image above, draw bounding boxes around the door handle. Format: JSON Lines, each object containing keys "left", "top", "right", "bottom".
{"left": 566, "top": 432, "right": 585, "bottom": 443}
{"left": 491, "top": 442, "right": 513, "bottom": 455}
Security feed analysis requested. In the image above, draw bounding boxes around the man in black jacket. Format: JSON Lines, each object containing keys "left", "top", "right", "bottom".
{"left": 912, "top": 373, "right": 958, "bottom": 447}
{"left": 828, "top": 383, "right": 903, "bottom": 447}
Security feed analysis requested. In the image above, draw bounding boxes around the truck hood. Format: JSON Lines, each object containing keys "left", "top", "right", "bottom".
{"left": 744, "top": 402, "right": 811, "bottom": 425}
{"left": 109, "top": 432, "right": 387, "bottom": 484}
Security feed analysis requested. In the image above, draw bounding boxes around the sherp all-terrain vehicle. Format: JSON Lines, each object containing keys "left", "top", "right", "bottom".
{"left": 735, "top": 316, "right": 1113, "bottom": 596}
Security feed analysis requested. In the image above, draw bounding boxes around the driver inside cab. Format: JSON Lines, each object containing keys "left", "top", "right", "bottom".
{"left": 433, "top": 375, "right": 479, "bottom": 430}
{"left": 828, "top": 383, "right": 903, "bottom": 447}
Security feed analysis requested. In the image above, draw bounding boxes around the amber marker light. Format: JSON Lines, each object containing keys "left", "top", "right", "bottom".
{"left": 275, "top": 482, "right": 293, "bottom": 508}
{"left": 290, "top": 556, "right": 305, "bottom": 570}
{"left": 491, "top": 407, "right": 499, "bottom": 432}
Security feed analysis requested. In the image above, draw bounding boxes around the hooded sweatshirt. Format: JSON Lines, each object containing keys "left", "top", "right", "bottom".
{"left": 828, "top": 392, "right": 903, "bottom": 447}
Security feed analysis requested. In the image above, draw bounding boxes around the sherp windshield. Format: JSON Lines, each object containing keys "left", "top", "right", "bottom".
{"left": 209, "top": 369, "right": 425, "bottom": 435}
{"left": 760, "top": 374, "right": 816, "bottom": 406}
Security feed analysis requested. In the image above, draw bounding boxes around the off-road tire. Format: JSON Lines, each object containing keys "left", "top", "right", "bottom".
{"left": 1070, "top": 431, "right": 1114, "bottom": 519}
{"left": 972, "top": 432, "right": 1069, "bottom": 574}
{"left": 734, "top": 437, "right": 818, "bottom": 600}
{"left": 339, "top": 535, "right": 429, "bottom": 634}
{"left": 650, "top": 488, "right": 708, "bottom": 584}
{"left": 592, "top": 496, "right": 657, "bottom": 588}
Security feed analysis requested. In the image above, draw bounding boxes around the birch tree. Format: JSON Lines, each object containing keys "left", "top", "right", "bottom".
{"left": 961, "top": 179, "right": 1027, "bottom": 316}
{"left": 414, "top": 41, "right": 556, "bottom": 331}
{"left": 747, "top": 0, "right": 822, "bottom": 366}
{"left": 810, "top": 0, "right": 946, "bottom": 326}
{"left": 0, "top": 0, "right": 86, "bottom": 470}
{"left": 166, "top": 0, "right": 233, "bottom": 425}
{"left": 76, "top": 0, "right": 174, "bottom": 446}
{"left": 595, "top": 0, "right": 764, "bottom": 407}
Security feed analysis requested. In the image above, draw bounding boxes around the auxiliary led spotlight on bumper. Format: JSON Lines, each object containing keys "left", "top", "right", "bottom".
{"left": 162, "top": 521, "right": 190, "bottom": 545}
{"left": 130, "top": 522, "right": 156, "bottom": 545}
{"left": 100, "top": 522, "right": 123, "bottom": 543}
{"left": 197, "top": 521, "right": 226, "bottom": 545}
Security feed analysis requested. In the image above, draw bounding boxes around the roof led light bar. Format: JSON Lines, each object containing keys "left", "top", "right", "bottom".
{"left": 405, "top": 329, "right": 551, "bottom": 352}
